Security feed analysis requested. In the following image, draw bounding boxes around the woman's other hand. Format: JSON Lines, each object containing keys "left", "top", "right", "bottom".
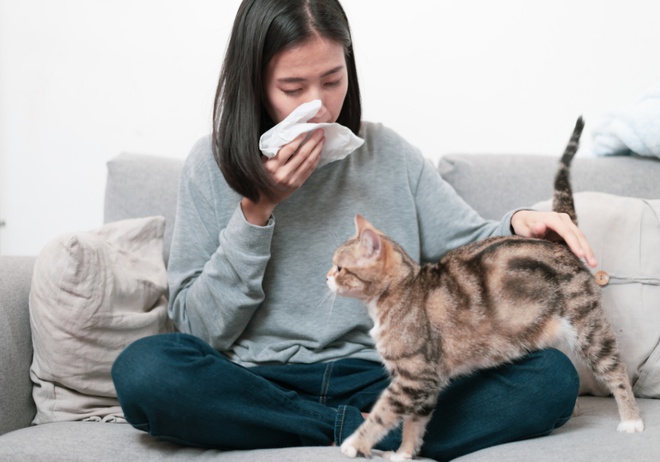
{"left": 511, "top": 210, "right": 597, "bottom": 268}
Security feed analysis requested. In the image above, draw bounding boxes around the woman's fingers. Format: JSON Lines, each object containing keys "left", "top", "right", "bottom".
{"left": 263, "top": 129, "right": 324, "bottom": 189}
{"left": 551, "top": 213, "right": 597, "bottom": 267}
{"left": 282, "top": 129, "right": 325, "bottom": 178}
{"left": 259, "top": 129, "right": 324, "bottom": 208}
{"left": 512, "top": 210, "right": 597, "bottom": 268}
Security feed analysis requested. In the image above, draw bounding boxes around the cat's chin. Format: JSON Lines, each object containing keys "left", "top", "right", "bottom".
{"left": 334, "top": 288, "right": 361, "bottom": 299}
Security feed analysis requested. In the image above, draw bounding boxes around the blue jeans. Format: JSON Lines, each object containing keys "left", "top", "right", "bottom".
{"left": 111, "top": 333, "right": 578, "bottom": 460}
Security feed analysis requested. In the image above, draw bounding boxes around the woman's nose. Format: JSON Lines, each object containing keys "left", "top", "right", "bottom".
{"left": 308, "top": 101, "right": 329, "bottom": 123}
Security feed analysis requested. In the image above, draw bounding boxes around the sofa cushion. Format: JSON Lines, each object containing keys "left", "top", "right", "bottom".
{"left": 534, "top": 192, "right": 660, "bottom": 398}
{"left": 0, "top": 397, "right": 658, "bottom": 462}
{"left": 29, "top": 216, "right": 173, "bottom": 424}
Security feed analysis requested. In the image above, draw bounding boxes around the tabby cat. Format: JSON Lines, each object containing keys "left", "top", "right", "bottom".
{"left": 327, "top": 118, "right": 643, "bottom": 461}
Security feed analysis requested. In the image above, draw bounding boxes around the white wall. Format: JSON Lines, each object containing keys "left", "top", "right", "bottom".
{"left": 1, "top": 0, "right": 659, "bottom": 255}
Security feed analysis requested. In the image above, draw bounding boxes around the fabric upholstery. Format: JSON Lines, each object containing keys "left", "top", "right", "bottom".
{"left": 0, "top": 397, "right": 657, "bottom": 461}
{"left": 438, "top": 154, "right": 660, "bottom": 220}
{"left": 0, "top": 256, "right": 37, "bottom": 435}
{"left": 104, "top": 153, "right": 183, "bottom": 265}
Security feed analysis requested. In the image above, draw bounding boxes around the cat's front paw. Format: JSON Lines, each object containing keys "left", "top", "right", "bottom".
{"left": 388, "top": 451, "right": 414, "bottom": 461}
{"left": 617, "top": 419, "right": 644, "bottom": 433}
{"left": 340, "top": 434, "right": 372, "bottom": 459}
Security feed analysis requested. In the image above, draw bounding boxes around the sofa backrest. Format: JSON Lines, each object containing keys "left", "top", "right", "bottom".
{"left": 439, "top": 154, "right": 660, "bottom": 220}
{"left": 104, "top": 153, "right": 183, "bottom": 265}
{"left": 104, "top": 153, "right": 660, "bottom": 263}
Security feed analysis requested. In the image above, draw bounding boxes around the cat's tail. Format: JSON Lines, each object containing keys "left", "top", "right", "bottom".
{"left": 552, "top": 116, "right": 584, "bottom": 225}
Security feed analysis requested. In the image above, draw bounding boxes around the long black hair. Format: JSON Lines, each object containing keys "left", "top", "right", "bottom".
{"left": 212, "top": 0, "right": 362, "bottom": 202}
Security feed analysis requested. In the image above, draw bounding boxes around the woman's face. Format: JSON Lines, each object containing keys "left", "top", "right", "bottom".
{"left": 263, "top": 36, "right": 348, "bottom": 124}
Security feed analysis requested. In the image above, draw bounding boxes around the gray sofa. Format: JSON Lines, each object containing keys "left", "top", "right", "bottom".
{"left": 1, "top": 152, "right": 659, "bottom": 461}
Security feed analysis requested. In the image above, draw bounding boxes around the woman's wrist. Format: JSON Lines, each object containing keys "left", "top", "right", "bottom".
{"left": 240, "top": 197, "right": 274, "bottom": 226}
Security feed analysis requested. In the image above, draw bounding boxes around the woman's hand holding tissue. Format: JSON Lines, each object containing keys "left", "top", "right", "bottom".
{"left": 241, "top": 129, "right": 326, "bottom": 226}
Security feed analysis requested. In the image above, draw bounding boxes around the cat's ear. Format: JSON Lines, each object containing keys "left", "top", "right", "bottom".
{"left": 360, "top": 229, "right": 381, "bottom": 258}
{"left": 355, "top": 214, "right": 381, "bottom": 258}
{"left": 354, "top": 214, "right": 372, "bottom": 235}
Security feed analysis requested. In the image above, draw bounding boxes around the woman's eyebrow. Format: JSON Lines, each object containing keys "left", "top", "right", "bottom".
{"left": 321, "top": 65, "right": 344, "bottom": 77}
{"left": 277, "top": 65, "right": 344, "bottom": 83}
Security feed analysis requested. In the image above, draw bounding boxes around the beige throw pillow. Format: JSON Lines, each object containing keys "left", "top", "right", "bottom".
{"left": 533, "top": 192, "right": 660, "bottom": 398}
{"left": 29, "top": 216, "right": 173, "bottom": 424}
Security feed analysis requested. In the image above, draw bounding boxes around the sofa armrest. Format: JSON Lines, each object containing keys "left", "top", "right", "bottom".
{"left": 0, "top": 256, "right": 37, "bottom": 435}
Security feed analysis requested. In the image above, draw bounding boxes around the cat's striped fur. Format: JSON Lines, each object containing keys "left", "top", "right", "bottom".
{"left": 327, "top": 118, "right": 643, "bottom": 461}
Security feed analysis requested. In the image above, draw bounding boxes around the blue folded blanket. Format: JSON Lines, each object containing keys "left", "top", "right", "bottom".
{"left": 592, "top": 84, "right": 660, "bottom": 158}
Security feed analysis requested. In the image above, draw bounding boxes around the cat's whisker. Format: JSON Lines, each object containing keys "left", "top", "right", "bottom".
{"left": 317, "top": 289, "right": 338, "bottom": 336}
{"left": 314, "top": 287, "right": 335, "bottom": 309}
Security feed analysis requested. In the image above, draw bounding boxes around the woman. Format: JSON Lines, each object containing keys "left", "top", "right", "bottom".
{"left": 112, "top": 0, "right": 595, "bottom": 459}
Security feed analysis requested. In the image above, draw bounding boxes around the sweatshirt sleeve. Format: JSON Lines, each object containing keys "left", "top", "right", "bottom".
{"left": 412, "top": 154, "right": 517, "bottom": 263}
{"left": 167, "top": 144, "right": 274, "bottom": 351}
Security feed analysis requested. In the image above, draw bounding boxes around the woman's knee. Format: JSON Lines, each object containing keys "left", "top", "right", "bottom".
{"left": 524, "top": 348, "right": 579, "bottom": 428}
{"left": 111, "top": 333, "right": 211, "bottom": 415}
{"left": 112, "top": 334, "right": 169, "bottom": 405}
{"left": 533, "top": 349, "right": 579, "bottom": 395}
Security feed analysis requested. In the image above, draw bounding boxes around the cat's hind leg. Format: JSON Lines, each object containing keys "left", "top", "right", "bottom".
{"left": 609, "top": 364, "right": 643, "bottom": 432}
{"left": 607, "top": 365, "right": 644, "bottom": 433}
{"left": 574, "top": 318, "right": 643, "bottom": 432}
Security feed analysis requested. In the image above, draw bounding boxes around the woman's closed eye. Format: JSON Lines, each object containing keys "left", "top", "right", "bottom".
{"left": 283, "top": 88, "right": 302, "bottom": 97}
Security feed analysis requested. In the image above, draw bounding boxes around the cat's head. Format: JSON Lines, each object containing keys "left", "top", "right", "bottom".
{"left": 327, "top": 215, "right": 410, "bottom": 302}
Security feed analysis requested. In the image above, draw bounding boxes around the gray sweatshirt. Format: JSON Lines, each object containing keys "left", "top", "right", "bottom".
{"left": 167, "top": 122, "right": 516, "bottom": 367}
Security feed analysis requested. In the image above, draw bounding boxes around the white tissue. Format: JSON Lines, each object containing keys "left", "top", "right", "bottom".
{"left": 259, "top": 100, "right": 364, "bottom": 168}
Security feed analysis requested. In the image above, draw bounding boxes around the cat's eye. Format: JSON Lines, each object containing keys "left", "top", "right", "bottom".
{"left": 336, "top": 266, "right": 343, "bottom": 272}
